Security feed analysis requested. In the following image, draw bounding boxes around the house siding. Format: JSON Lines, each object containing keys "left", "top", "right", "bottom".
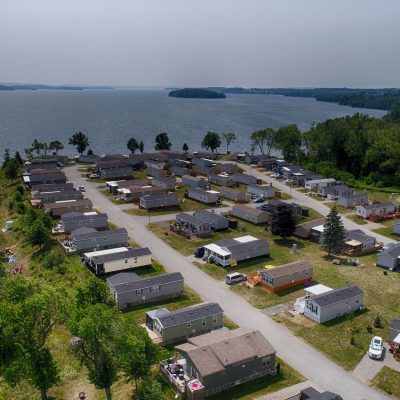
{"left": 62, "top": 214, "right": 108, "bottom": 232}
{"left": 73, "top": 231, "right": 128, "bottom": 253}
{"left": 186, "top": 189, "right": 219, "bottom": 204}
{"left": 231, "top": 205, "right": 268, "bottom": 224}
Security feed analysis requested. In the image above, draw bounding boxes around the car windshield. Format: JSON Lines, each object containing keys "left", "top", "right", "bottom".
{"left": 371, "top": 339, "right": 381, "bottom": 349}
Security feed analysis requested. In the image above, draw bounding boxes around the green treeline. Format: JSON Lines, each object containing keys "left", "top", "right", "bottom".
{"left": 169, "top": 88, "right": 226, "bottom": 99}
{"left": 274, "top": 107, "right": 400, "bottom": 188}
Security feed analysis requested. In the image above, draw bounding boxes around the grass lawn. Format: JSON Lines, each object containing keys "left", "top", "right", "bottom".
{"left": 207, "top": 358, "right": 304, "bottom": 400}
{"left": 149, "top": 215, "right": 400, "bottom": 371}
{"left": 372, "top": 218, "right": 400, "bottom": 239}
{"left": 346, "top": 213, "right": 368, "bottom": 225}
{"left": 371, "top": 366, "right": 400, "bottom": 398}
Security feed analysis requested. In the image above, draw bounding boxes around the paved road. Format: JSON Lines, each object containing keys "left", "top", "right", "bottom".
{"left": 66, "top": 166, "right": 388, "bottom": 400}
{"left": 241, "top": 164, "right": 395, "bottom": 246}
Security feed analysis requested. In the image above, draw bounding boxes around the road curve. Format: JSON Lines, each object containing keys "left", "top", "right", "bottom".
{"left": 65, "top": 165, "right": 388, "bottom": 400}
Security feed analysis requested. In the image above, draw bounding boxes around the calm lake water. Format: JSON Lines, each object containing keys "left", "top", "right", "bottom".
{"left": 0, "top": 89, "right": 386, "bottom": 156}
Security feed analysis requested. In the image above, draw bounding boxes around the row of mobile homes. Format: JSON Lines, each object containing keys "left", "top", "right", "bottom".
{"left": 231, "top": 173, "right": 257, "bottom": 185}
{"left": 203, "top": 236, "right": 269, "bottom": 267}
{"left": 107, "top": 272, "right": 184, "bottom": 308}
{"left": 259, "top": 261, "right": 313, "bottom": 292}
{"left": 318, "top": 184, "right": 352, "bottom": 200}
{"left": 247, "top": 184, "right": 275, "bottom": 198}
{"left": 193, "top": 210, "right": 229, "bottom": 231}
{"left": 304, "top": 285, "right": 364, "bottom": 324}
{"left": 152, "top": 176, "right": 176, "bottom": 190}
{"left": 181, "top": 175, "right": 207, "bottom": 189}
{"left": 231, "top": 204, "right": 268, "bottom": 224}
{"left": 139, "top": 193, "right": 180, "bottom": 210}
{"left": 84, "top": 247, "right": 152, "bottom": 275}
{"left": 337, "top": 192, "right": 369, "bottom": 208}
{"left": 70, "top": 227, "right": 128, "bottom": 253}
{"left": 146, "top": 302, "right": 223, "bottom": 344}
{"left": 218, "top": 187, "right": 250, "bottom": 203}
{"left": 44, "top": 198, "right": 93, "bottom": 217}
{"left": 100, "top": 165, "right": 133, "bottom": 179}
{"left": 185, "top": 188, "right": 220, "bottom": 205}
{"left": 165, "top": 328, "right": 276, "bottom": 398}
{"left": 175, "top": 213, "right": 211, "bottom": 237}
{"left": 208, "top": 173, "right": 234, "bottom": 187}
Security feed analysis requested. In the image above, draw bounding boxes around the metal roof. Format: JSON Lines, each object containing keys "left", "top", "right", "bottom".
{"left": 261, "top": 260, "right": 313, "bottom": 279}
{"left": 344, "top": 229, "right": 375, "bottom": 245}
{"left": 310, "top": 285, "right": 363, "bottom": 308}
{"left": 108, "top": 272, "right": 184, "bottom": 294}
{"left": 155, "top": 302, "right": 223, "bottom": 328}
{"left": 106, "top": 272, "right": 139, "bottom": 286}
{"left": 233, "top": 204, "right": 267, "bottom": 217}
{"left": 193, "top": 210, "right": 228, "bottom": 222}
{"left": 85, "top": 247, "right": 151, "bottom": 264}
{"left": 71, "top": 227, "right": 127, "bottom": 241}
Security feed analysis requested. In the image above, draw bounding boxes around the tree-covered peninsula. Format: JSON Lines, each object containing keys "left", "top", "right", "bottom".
{"left": 168, "top": 88, "right": 226, "bottom": 99}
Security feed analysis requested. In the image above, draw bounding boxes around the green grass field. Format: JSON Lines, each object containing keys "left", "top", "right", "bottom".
{"left": 372, "top": 218, "right": 400, "bottom": 239}
{"left": 371, "top": 366, "right": 400, "bottom": 398}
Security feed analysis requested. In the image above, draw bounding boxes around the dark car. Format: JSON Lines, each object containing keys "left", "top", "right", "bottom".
{"left": 194, "top": 247, "right": 205, "bottom": 258}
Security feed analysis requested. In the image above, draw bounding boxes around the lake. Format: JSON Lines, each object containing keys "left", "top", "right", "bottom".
{"left": 0, "top": 89, "right": 386, "bottom": 156}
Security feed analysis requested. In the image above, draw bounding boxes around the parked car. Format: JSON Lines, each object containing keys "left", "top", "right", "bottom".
{"left": 253, "top": 195, "right": 265, "bottom": 203}
{"left": 194, "top": 247, "right": 205, "bottom": 258}
{"left": 79, "top": 185, "right": 85, "bottom": 192}
{"left": 368, "top": 336, "right": 383, "bottom": 359}
{"left": 225, "top": 272, "right": 247, "bottom": 285}
{"left": 284, "top": 179, "right": 293, "bottom": 183}
{"left": 89, "top": 173, "right": 100, "bottom": 179}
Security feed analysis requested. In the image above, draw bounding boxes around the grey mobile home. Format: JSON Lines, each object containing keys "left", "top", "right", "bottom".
{"left": 100, "top": 166, "right": 133, "bottom": 179}
{"left": 231, "top": 204, "right": 268, "bottom": 224}
{"left": 218, "top": 187, "right": 251, "bottom": 203}
{"left": 338, "top": 192, "right": 369, "bottom": 208}
{"left": 193, "top": 210, "right": 229, "bottom": 231}
{"left": 304, "top": 285, "right": 364, "bottom": 324}
{"left": 181, "top": 175, "right": 207, "bottom": 189}
{"left": 107, "top": 272, "right": 184, "bottom": 308}
{"left": 208, "top": 174, "right": 234, "bottom": 187}
{"left": 43, "top": 198, "right": 93, "bottom": 217}
{"left": 23, "top": 172, "right": 67, "bottom": 187}
{"left": 146, "top": 302, "right": 223, "bottom": 344}
{"left": 175, "top": 213, "right": 211, "bottom": 237}
{"left": 152, "top": 176, "right": 176, "bottom": 190}
{"left": 186, "top": 188, "right": 220, "bottom": 204}
{"left": 139, "top": 193, "right": 180, "bottom": 209}
{"left": 31, "top": 182, "right": 74, "bottom": 193}
{"left": 34, "top": 190, "right": 83, "bottom": 204}
{"left": 146, "top": 166, "right": 168, "bottom": 178}
{"left": 232, "top": 173, "right": 257, "bottom": 185}
{"left": 247, "top": 184, "right": 275, "bottom": 199}
{"left": 84, "top": 246, "right": 152, "bottom": 275}
{"left": 169, "top": 328, "right": 276, "bottom": 398}
{"left": 389, "top": 318, "right": 400, "bottom": 342}
{"left": 71, "top": 227, "right": 128, "bottom": 253}
{"left": 60, "top": 211, "right": 108, "bottom": 233}
{"left": 376, "top": 243, "right": 400, "bottom": 271}
{"left": 344, "top": 229, "right": 377, "bottom": 255}
{"left": 171, "top": 166, "right": 191, "bottom": 176}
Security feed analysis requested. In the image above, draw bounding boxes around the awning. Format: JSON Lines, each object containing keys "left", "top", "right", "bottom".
{"left": 311, "top": 225, "right": 325, "bottom": 233}
{"left": 394, "top": 333, "right": 400, "bottom": 345}
{"left": 305, "top": 284, "right": 332, "bottom": 296}
{"left": 203, "top": 243, "right": 231, "bottom": 257}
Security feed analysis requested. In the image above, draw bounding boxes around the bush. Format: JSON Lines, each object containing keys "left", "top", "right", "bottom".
{"left": 43, "top": 247, "right": 67, "bottom": 273}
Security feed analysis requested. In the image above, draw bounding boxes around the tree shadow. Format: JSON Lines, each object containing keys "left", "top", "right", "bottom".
{"left": 321, "top": 307, "right": 370, "bottom": 328}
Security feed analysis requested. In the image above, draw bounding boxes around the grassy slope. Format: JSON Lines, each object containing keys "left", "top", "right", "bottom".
{"left": 149, "top": 216, "right": 400, "bottom": 371}
{"left": 371, "top": 366, "right": 400, "bottom": 399}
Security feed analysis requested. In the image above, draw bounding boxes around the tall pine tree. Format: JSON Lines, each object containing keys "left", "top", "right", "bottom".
{"left": 320, "top": 205, "right": 345, "bottom": 255}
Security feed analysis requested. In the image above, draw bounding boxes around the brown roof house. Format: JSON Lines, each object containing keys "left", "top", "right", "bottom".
{"left": 161, "top": 328, "right": 276, "bottom": 398}
{"left": 259, "top": 260, "right": 313, "bottom": 292}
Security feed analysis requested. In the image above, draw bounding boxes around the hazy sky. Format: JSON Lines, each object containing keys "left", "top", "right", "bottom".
{"left": 1, "top": 0, "right": 399, "bottom": 87}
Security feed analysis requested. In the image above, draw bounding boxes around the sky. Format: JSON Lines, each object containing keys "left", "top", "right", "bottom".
{"left": 1, "top": 0, "right": 399, "bottom": 88}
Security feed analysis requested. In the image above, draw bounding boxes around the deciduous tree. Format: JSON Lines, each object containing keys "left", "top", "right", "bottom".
{"left": 154, "top": 133, "right": 171, "bottom": 150}
{"left": 127, "top": 137, "right": 139, "bottom": 154}
{"left": 69, "top": 132, "right": 89, "bottom": 154}
{"left": 222, "top": 132, "right": 236, "bottom": 154}
{"left": 49, "top": 140, "right": 64, "bottom": 155}
{"left": 271, "top": 203, "right": 297, "bottom": 239}
{"left": 201, "top": 131, "right": 221, "bottom": 153}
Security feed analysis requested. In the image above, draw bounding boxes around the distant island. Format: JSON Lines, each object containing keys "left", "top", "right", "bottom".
{"left": 168, "top": 88, "right": 226, "bottom": 99}
{"left": 0, "top": 83, "right": 114, "bottom": 91}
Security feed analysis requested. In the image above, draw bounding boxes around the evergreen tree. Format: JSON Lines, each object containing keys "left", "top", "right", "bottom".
{"left": 139, "top": 140, "right": 144, "bottom": 153}
{"left": 14, "top": 151, "right": 23, "bottom": 164}
{"left": 320, "top": 205, "right": 345, "bottom": 255}
{"left": 271, "top": 203, "right": 297, "bottom": 239}
{"left": 182, "top": 142, "right": 189, "bottom": 152}
{"left": 3, "top": 158, "right": 19, "bottom": 181}
{"left": 2, "top": 148, "right": 10, "bottom": 167}
{"left": 87, "top": 148, "right": 94, "bottom": 155}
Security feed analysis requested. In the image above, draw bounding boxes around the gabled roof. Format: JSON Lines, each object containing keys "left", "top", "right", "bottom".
{"left": 44, "top": 198, "right": 92, "bottom": 210}
{"left": 176, "top": 213, "right": 206, "bottom": 226}
{"left": 344, "top": 229, "right": 375, "bottom": 245}
{"left": 108, "top": 272, "right": 184, "bottom": 294}
{"left": 358, "top": 202, "right": 395, "bottom": 210}
{"left": 71, "top": 227, "right": 127, "bottom": 241}
{"left": 232, "top": 204, "right": 267, "bottom": 217}
{"left": 106, "top": 272, "right": 139, "bottom": 286}
{"left": 194, "top": 210, "right": 228, "bottom": 222}
{"left": 339, "top": 192, "right": 368, "bottom": 200}
{"left": 261, "top": 260, "right": 312, "bottom": 279}
{"left": 380, "top": 243, "right": 400, "bottom": 259}
{"left": 88, "top": 247, "right": 152, "bottom": 264}
{"left": 301, "top": 386, "right": 343, "bottom": 400}
{"left": 156, "top": 302, "right": 223, "bottom": 328}
{"left": 175, "top": 328, "right": 275, "bottom": 377}
{"left": 310, "top": 285, "right": 363, "bottom": 308}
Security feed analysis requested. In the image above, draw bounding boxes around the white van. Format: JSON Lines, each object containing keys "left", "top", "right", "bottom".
{"left": 225, "top": 272, "right": 247, "bottom": 285}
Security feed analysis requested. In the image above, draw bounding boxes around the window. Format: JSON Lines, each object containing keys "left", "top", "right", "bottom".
{"left": 103, "top": 237, "right": 107, "bottom": 241}
{"left": 356, "top": 299, "right": 359, "bottom": 303}
{"left": 213, "top": 315, "right": 217, "bottom": 323}
{"left": 136, "top": 289, "right": 143, "bottom": 295}
{"left": 155, "top": 285, "right": 160, "bottom": 291}
{"left": 202, "top": 317, "right": 206, "bottom": 327}
{"left": 187, "top": 322, "right": 191, "bottom": 328}
{"left": 262, "top": 356, "right": 271, "bottom": 366}
{"left": 150, "top": 286, "right": 154, "bottom": 292}
{"left": 125, "top": 259, "right": 128, "bottom": 263}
